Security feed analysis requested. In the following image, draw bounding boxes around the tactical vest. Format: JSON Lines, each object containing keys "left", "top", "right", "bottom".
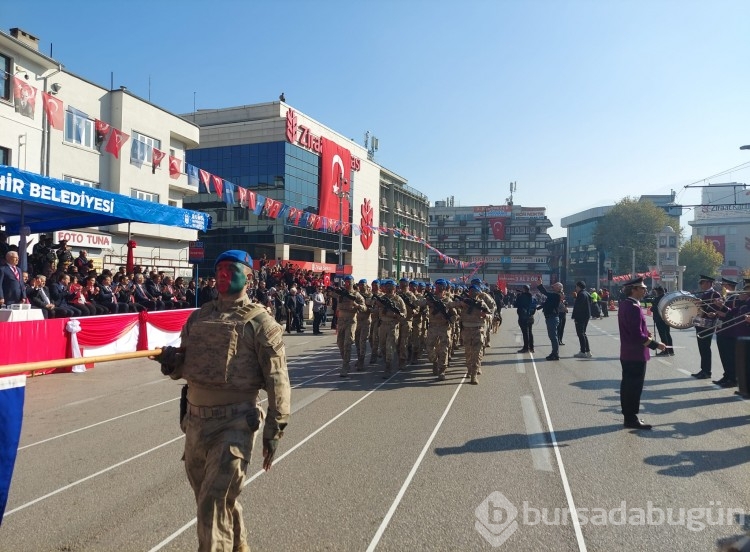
{"left": 182, "top": 302, "right": 273, "bottom": 392}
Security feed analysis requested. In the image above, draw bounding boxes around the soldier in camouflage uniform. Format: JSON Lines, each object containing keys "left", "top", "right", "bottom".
{"left": 416, "top": 282, "right": 429, "bottom": 359}
{"left": 408, "top": 281, "right": 427, "bottom": 364}
{"left": 450, "top": 284, "right": 490, "bottom": 384}
{"left": 155, "top": 250, "right": 291, "bottom": 552}
{"left": 369, "top": 280, "right": 382, "bottom": 364}
{"left": 471, "top": 278, "right": 496, "bottom": 351}
{"left": 334, "top": 275, "right": 366, "bottom": 377}
{"left": 377, "top": 279, "right": 407, "bottom": 378}
{"left": 397, "top": 277, "right": 418, "bottom": 369}
{"left": 425, "top": 279, "right": 456, "bottom": 381}
{"left": 354, "top": 278, "right": 373, "bottom": 371}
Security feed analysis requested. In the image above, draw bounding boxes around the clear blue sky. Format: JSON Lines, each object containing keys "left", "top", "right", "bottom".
{"left": 4, "top": 0, "right": 750, "bottom": 238}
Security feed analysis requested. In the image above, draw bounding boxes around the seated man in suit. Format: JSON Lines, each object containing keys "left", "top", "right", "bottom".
{"left": 145, "top": 272, "right": 170, "bottom": 309}
{"left": 132, "top": 273, "right": 162, "bottom": 311}
{"left": 48, "top": 274, "right": 84, "bottom": 317}
{"left": 28, "top": 275, "right": 76, "bottom": 319}
{"left": 0, "top": 251, "right": 27, "bottom": 307}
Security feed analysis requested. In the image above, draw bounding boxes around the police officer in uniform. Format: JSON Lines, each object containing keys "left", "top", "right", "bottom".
{"left": 155, "top": 250, "right": 290, "bottom": 552}
{"left": 618, "top": 277, "right": 665, "bottom": 430}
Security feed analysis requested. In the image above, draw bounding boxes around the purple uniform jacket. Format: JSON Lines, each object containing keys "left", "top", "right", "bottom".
{"left": 619, "top": 297, "right": 651, "bottom": 362}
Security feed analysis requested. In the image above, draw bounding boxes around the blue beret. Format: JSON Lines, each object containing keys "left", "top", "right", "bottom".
{"left": 399, "top": 277, "right": 408, "bottom": 283}
{"left": 409, "top": 280, "right": 417, "bottom": 286}
{"left": 358, "top": 278, "right": 368, "bottom": 284}
{"left": 435, "top": 279, "right": 449, "bottom": 286}
{"left": 215, "top": 250, "right": 253, "bottom": 269}
{"left": 470, "top": 284, "right": 482, "bottom": 292}
{"left": 417, "top": 282, "right": 425, "bottom": 288}
{"left": 343, "top": 275, "right": 354, "bottom": 281}
{"left": 382, "top": 279, "right": 396, "bottom": 286}
{"left": 470, "top": 278, "right": 482, "bottom": 284}
{"left": 372, "top": 279, "right": 380, "bottom": 285}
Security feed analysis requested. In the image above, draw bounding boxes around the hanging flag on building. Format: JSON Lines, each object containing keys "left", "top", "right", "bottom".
{"left": 41, "top": 92, "right": 63, "bottom": 130}
{"left": 169, "top": 156, "right": 181, "bottom": 179}
{"left": 199, "top": 169, "right": 211, "bottom": 192}
{"left": 319, "top": 137, "right": 351, "bottom": 224}
{"left": 130, "top": 139, "right": 147, "bottom": 167}
{"left": 12, "top": 76, "right": 36, "bottom": 119}
{"left": 489, "top": 218, "right": 507, "bottom": 240}
{"left": 69, "top": 107, "right": 89, "bottom": 143}
{"left": 186, "top": 164, "right": 199, "bottom": 187}
{"left": 105, "top": 128, "right": 130, "bottom": 159}
{"left": 95, "top": 119, "right": 111, "bottom": 147}
{"left": 152, "top": 148, "right": 166, "bottom": 173}
{"left": 211, "top": 175, "right": 223, "bottom": 199}
{"left": 223, "top": 181, "right": 236, "bottom": 205}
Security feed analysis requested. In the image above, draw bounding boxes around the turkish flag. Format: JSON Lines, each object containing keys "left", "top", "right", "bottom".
{"left": 95, "top": 119, "right": 111, "bottom": 146}
{"left": 199, "top": 169, "right": 211, "bottom": 193}
{"left": 105, "top": 128, "right": 130, "bottom": 159}
{"left": 319, "top": 137, "right": 351, "bottom": 223}
{"left": 169, "top": 156, "right": 181, "bottom": 179}
{"left": 42, "top": 92, "right": 64, "bottom": 129}
{"left": 705, "top": 235, "right": 725, "bottom": 258}
{"left": 152, "top": 148, "right": 165, "bottom": 173}
{"left": 211, "top": 175, "right": 223, "bottom": 199}
{"left": 489, "top": 218, "right": 506, "bottom": 240}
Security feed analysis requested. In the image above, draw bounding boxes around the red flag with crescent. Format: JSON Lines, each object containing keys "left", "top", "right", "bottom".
{"left": 211, "top": 175, "right": 223, "bottom": 199}
{"left": 489, "top": 218, "right": 506, "bottom": 240}
{"left": 319, "top": 137, "right": 351, "bottom": 223}
{"left": 42, "top": 92, "right": 64, "bottom": 129}
{"left": 169, "top": 156, "right": 182, "bottom": 179}
{"left": 105, "top": 128, "right": 130, "bottom": 159}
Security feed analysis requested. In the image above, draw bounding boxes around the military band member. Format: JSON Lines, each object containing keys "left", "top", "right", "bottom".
{"left": 713, "top": 278, "right": 740, "bottom": 387}
{"left": 692, "top": 275, "right": 721, "bottom": 379}
{"left": 155, "top": 249, "right": 291, "bottom": 551}
{"left": 618, "top": 277, "right": 665, "bottom": 430}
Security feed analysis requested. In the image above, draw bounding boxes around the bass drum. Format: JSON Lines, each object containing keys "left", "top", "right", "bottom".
{"left": 658, "top": 291, "right": 700, "bottom": 329}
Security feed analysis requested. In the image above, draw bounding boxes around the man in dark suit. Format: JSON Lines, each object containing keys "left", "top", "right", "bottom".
{"left": 618, "top": 277, "right": 666, "bottom": 430}
{"left": 48, "top": 274, "right": 83, "bottom": 317}
{"left": 28, "top": 275, "right": 76, "bottom": 318}
{"left": 572, "top": 281, "right": 593, "bottom": 358}
{"left": 199, "top": 276, "right": 218, "bottom": 306}
{"left": 133, "top": 273, "right": 161, "bottom": 311}
{"left": 0, "top": 251, "right": 27, "bottom": 307}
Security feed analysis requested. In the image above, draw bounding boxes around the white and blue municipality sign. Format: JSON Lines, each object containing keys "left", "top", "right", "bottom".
{"left": 0, "top": 165, "right": 209, "bottom": 234}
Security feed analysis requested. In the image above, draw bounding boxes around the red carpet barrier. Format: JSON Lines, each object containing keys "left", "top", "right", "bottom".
{"left": 0, "top": 309, "right": 195, "bottom": 376}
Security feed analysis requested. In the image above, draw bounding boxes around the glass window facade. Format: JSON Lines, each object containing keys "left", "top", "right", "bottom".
{"left": 185, "top": 141, "right": 351, "bottom": 262}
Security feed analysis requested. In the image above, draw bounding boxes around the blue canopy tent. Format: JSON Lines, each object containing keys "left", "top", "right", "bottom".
{"left": 0, "top": 165, "right": 209, "bottom": 235}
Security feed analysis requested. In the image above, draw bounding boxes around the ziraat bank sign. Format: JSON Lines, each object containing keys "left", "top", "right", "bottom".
{"left": 285, "top": 109, "right": 361, "bottom": 172}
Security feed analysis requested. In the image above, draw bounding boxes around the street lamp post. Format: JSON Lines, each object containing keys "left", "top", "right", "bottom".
{"left": 335, "top": 174, "right": 349, "bottom": 274}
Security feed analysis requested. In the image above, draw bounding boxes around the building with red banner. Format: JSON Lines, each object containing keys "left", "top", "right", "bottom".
{"left": 183, "top": 104, "right": 430, "bottom": 281}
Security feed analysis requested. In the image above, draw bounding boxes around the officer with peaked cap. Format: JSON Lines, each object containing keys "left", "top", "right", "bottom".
{"left": 154, "top": 249, "right": 290, "bottom": 551}
{"left": 618, "top": 277, "right": 666, "bottom": 429}
{"left": 692, "top": 275, "right": 721, "bottom": 379}
{"left": 714, "top": 277, "right": 741, "bottom": 387}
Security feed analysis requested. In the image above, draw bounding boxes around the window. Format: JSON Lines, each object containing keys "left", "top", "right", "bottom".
{"left": 64, "top": 109, "right": 94, "bottom": 148}
{"left": 168, "top": 200, "right": 178, "bottom": 207}
{"left": 131, "top": 131, "right": 160, "bottom": 164}
{"left": 0, "top": 54, "right": 10, "bottom": 101}
{"left": 0, "top": 146, "right": 9, "bottom": 165}
{"left": 131, "top": 189, "right": 159, "bottom": 203}
{"left": 63, "top": 175, "right": 99, "bottom": 189}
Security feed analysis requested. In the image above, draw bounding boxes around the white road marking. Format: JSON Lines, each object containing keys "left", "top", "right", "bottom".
{"left": 529, "top": 357, "right": 588, "bottom": 552}
{"left": 676, "top": 368, "right": 692, "bottom": 376}
{"left": 365, "top": 375, "right": 466, "bottom": 552}
{"left": 521, "top": 395, "right": 553, "bottom": 472}
{"left": 148, "top": 372, "right": 402, "bottom": 551}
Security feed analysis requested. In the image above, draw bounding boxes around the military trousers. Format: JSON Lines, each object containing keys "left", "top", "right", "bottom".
{"left": 337, "top": 316, "right": 357, "bottom": 371}
{"left": 379, "top": 321, "right": 400, "bottom": 372}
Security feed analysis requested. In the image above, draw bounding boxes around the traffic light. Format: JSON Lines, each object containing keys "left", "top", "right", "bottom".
{"left": 607, "top": 269, "right": 613, "bottom": 281}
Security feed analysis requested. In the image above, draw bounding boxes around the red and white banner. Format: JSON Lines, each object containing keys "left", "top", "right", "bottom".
{"left": 42, "top": 92, "right": 64, "bottom": 130}
{"left": 319, "top": 137, "right": 351, "bottom": 223}
{"left": 489, "top": 218, "right": 506, "bottom": 240}
{"left": 105, "top": 128, "right": 130, "bottom": 159}
{"left": 169, "top": 156, "right": 182, "bottom": 180}
{"left": 705, "top": 235, "right": 725, "bottom": 259}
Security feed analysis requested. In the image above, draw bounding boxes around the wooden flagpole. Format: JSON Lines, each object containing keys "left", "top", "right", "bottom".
{"left": 0, "top": 349, "right": 163, "bottom": 377}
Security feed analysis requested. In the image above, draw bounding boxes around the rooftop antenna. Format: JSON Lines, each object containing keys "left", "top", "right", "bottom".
{"left": 506, "top": 181, "right": 517, "bottom": 205}
{"left": 365, "top": 131, "right": 378, "bottom": 161}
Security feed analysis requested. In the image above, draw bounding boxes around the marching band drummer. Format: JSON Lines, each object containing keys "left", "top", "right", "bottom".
{"left": 691, "top": 275, "right": 722, "bottom": 380}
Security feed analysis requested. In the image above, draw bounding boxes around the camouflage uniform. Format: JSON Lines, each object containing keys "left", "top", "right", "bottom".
{"left": 335, "top": 281, "right": 366, "bottom": 377}
{"left": 354, "top": 282, "right": 373, "bottom": 371}
{"left": 450, "top": 289, "right": 490, "bottom": 384}
{"left": 377, "top": 282, "right": 406, "bottom": 377}
{"left": 170, "top": 295, "right": 290, "bottom": 552}
{"left": 397, "top": 282, "right": 418, "bottom": 369}
{"left": 408, "top": 282, "right": 427, "bottom": 364}
{"left": 425, "top": 285, "right": 455, "bottom": 380}
{"left": 369, "top": 282, "right": 382, "bottom": 364}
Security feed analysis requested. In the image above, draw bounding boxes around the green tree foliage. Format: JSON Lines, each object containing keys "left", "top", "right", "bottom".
{"left": 593, "top": 198, "right": 680, "bottom": 277}
{"left": 680, "top": 238, "right": 724, "bottom": 289}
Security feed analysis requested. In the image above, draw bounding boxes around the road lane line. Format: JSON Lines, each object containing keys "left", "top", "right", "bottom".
{"left": 530, "top": 358, "right": 588, "bottom": 552}
{"left": 3, "top": 435, "right": 185, "bottom": 518}
{"left": 520, "top": 395, "right": 553, "bottom": 472}
{"left": 148, "top": 372, "right": 402, "bottom": 551}
{"left": 365, "top": 375, "right": 466, "bottom": 552}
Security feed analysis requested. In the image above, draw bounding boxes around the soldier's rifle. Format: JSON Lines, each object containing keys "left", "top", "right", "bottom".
{"left": 460, "top": 296, "right": 491, "bottom": 315}
{"left": 425, "top": 291, "right": 452, "bottom": 322}
{"left": 375, "top": 294, "right": 403, "bottom": 317}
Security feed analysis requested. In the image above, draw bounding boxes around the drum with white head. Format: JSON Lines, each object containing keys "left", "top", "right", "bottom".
{"left": 657, "top": 291, "right": 700, "bottom": 329}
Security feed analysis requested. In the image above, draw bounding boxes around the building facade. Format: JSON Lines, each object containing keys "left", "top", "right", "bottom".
{"left": 0, "top": 27, "right": 199, "bottom": 276}
{"left": 183, "top": 103, "right": 429, "bottom": 280}
{"left": 427, "top": 202, "right": 553, "bottom": 288}
{"left": 688, "top": 182, "right": 750, "bottom": 280}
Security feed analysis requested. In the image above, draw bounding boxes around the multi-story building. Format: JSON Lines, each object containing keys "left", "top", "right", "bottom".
{"left": 1, "top": 27, "right": 201, "bottom": 276}
{"left": 183, "top": 103, "right": 429, "bottom": 280}
{"left": 688, "top": 182, "right": 749, "bottom": 280}
{"left": 561, "top": 193, "right": 682, "bottom": 288}
{"left": 427, "top": 201, "right": 554, "bottom": 288}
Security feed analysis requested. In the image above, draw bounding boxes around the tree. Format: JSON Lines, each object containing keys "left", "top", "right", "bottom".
{"left": 593, "top": 198, "right": 680, "bottom": 278}
{"left": 680, "top": 238, "right": 724, "bottom": 289}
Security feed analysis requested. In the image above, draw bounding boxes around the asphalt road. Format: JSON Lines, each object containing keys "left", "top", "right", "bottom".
{"left": 3, "top": 309, "right": 749, "bottom": 551}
